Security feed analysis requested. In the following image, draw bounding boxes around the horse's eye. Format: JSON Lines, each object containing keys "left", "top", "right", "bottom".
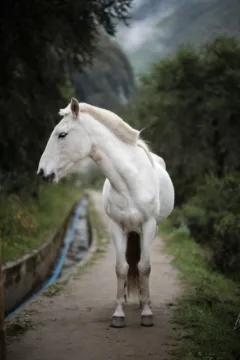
{"left": 58, "top": 132, "right": 67, "bottom": 139}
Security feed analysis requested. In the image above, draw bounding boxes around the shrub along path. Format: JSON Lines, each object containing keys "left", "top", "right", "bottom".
{"left": 160, "top": 221, "right": 240, "bottom": 360}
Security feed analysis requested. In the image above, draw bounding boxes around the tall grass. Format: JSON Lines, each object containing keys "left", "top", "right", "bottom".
{"left": 160, "top": 220, "right": 240, "bottom": 360}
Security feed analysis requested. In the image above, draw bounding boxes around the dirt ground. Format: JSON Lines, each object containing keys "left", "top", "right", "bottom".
{"left": 7, "top": 191, "right": 181, "bottom": 360}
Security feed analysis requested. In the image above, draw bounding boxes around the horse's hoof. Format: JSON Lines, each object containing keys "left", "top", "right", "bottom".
{"left": 141, "top": 315, "right": 154, "bottom": 327}
{"left": 111, "top": 316, "right": 125, "bottom": 328}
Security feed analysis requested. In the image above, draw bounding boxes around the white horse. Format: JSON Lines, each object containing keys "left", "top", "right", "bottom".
{"left": 37, "top": 98, "right": 174, "bottom": 328}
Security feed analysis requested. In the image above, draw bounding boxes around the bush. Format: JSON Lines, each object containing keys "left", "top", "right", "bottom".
{"left": 181, "top": 173, "right": 240, "bottom": 277}
{"left": 212, "top": 213, "right": 240, "bottom": 276}
{"left": 181, "top": 203, "right": 209, "bottom": 243}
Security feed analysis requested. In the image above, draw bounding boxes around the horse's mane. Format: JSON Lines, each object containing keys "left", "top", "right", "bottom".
{"left": 59, "top": 102, "right": 154, "bottom": 166}
{"left": 59, "top": 102, "right": 139, "bottom": 145}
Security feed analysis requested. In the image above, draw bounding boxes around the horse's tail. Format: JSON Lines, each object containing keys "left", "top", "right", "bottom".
{"left": 126, "top": 231, "right": 141, "bottom": 298}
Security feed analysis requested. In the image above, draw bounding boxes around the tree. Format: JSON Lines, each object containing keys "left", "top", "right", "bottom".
{"left": 129, "top": 36, "right": 240, "bottom": 204}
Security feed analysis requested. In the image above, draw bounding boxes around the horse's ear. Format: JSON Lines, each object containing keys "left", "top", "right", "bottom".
{"left": 70, "top": 97, "right": 80, "bottom": 118}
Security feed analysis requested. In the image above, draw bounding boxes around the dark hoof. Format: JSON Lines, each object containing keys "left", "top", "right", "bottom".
{"left": 141, "top": 315, "right": 154, "bottom": 327}
{"left": 111, "top": 316, "right": 125, "bottom": 328}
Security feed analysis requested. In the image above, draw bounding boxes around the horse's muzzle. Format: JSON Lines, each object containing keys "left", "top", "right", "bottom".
{"left": 37, "top": 168, "right": 55, "bottom": 183}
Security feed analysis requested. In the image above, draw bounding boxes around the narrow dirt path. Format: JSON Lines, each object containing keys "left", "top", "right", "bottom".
{"left": 7, "top": 191, "right": 181, "bottom": 360}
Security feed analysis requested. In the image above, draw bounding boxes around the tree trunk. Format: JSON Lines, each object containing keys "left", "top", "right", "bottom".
{"left": 0, "top": 235, "right": 7, "bottom": 360}
{"left": 212, "top": 118, "right": 226, "bottom": 177}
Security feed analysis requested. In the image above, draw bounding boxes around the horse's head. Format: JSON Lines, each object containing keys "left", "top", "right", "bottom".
{"left": 37, "top": 98, "right": 92, "bottom": 182}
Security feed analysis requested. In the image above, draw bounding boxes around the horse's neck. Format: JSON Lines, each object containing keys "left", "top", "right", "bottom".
{"left": 82, "top": 114, "right": 135, "bottom": 192}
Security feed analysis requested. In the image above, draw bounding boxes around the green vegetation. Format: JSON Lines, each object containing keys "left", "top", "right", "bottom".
{"left": 1, "top": 184, "right": 81, "bottom": 263}
{"left": 6, "top": 318, "right": 33, "bottom": 339}
{"left": 43, "top": 283, "right": 64, "bottom": 298}
{"left": 160, "top": 221, "right": 240, "bottom": 360}
{"left": 129, "top": 35, "right": 240, "bottom": 204}
{"left": 175, "top": 175, "right": 240, "bottom": 278}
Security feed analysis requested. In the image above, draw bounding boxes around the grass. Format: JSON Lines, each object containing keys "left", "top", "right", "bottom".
{"left": 43, "top": 283, "right": 63, "bottom": 298}
{"left": 1, "top": 183, "right": 82, "bottom": 263}
{"left": 159, "top": 220, "right": 240, "bottom": 360}
{"left": 6, "top": 317, "right": 33, "bottom": 339}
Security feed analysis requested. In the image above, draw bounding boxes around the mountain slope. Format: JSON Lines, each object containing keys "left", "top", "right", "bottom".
{"left": 72, "top": 35, "right": 135, "bottom": 114}
{"left": 116, "top": 0, "right": 240, "bottom": 75}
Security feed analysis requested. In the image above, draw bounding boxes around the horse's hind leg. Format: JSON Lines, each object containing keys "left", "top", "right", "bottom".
{"left": 138, "top": 218, "right": 157, "bottom": 327}
{"left": 124, "top": 280, "right": 127, "bottom": 303}
{"left": 110, "top": 220, "right": 129, "bottom": 328}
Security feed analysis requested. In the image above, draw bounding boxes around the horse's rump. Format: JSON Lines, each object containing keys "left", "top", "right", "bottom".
{"left": 126, "top": 231, "right": 141, "bottom": 298}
